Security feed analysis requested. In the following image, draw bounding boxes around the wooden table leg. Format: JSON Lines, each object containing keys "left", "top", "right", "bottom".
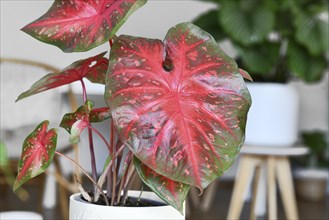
{"left": 227, "top": 155, "right": 260, "bottom": 220}
{"left": 275, "top": 157, "right": 298, "bottom": 220}
{"left": 267, "top": 156, "right": 277, "bottom": 220}
{"left": 250, "top": 165, "right": 261, "bottom": 220}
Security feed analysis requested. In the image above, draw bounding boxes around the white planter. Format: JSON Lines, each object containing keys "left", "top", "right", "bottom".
{"left": 294, "top": 168, "right": 329, "bottom": 201}
{"left": 245, "top": 83, "right": 299, "bottom": 147}
{"left": 69, "top": 190, "right": 185, "bottom": 220}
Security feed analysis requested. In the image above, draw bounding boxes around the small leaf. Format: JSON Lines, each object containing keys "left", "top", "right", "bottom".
{"left": 70, "top": 119, "right": 89, "bottom": 144}
{"left": 134, "top": 157, "right": 189, "bottom": 213}
{"left": 60, "top": 100, "right": 93, "bottom": 133}
{"left": 60, "top": 101, "right": 110, "bottom": 135}
{"left": 21, "top": 0, "right": 147, "bottom": 52}
{"left": 238, "top": 69, "right": 253, "bottom": 82}
{"left": 14, "top": 121, "right": 57, "bottom": 192}
{"left": 17, "top": 52, "right": 108, "bottom": 101}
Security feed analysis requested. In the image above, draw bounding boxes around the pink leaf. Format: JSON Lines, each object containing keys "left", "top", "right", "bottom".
{"left": 21, "top": 0, "right": 147, "bottom": 52}
{"left": 105, "top": 22, "right": 251, "bottom": 190}
{"left": 16, "top": 52, "right": 108, "bottom": 101}
{"left": 14, "top": 121, "right": 57, "bottom": 191}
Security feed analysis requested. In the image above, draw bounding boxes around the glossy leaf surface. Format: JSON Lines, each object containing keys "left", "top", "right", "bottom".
{"left": 105, "top": 22, "right": 251, "bottom": 189}
{"left": 22, "top": 0, "right": 147, "bottom": 52}
{"left": 134, "top": 158, "right": 189, "bottom": 213}
{"left": 14, "top": 121, "right": 57, "bottom": 191}
{"left": 17, "top": 52, "right": 108, "bottom": 101}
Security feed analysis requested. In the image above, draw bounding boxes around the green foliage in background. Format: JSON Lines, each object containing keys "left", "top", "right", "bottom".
{"left": 293, "top": 131, "right": 329, "bottom": 168}
{"left": 194, "top": 0, "right": 329, "bottom": 83}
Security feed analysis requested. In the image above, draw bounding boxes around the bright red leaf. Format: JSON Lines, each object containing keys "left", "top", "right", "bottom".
{"left": 16, "top": 52, "right": 108, "bottom": 101}
{"left": 14, "top": 121, "right": 57, "bottom": 191}
{"left": 134, "top": 157, "right": 189, "bottom": 213}
{"left": 21, "top": 0, "right": 147, "bottom": 52}
{"left": 105, "top": 22, "right": 251, "bottom": 190}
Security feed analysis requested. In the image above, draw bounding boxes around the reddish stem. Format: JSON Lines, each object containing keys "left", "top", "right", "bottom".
{"left": 80, "top": 79, "right": 97, "bottom": 195}
{"left": 87, "top": 125, "right": 111, "bottom": 152}
{"left": 110, "top": 120, "right": 117, "bottom": 206}
{"left": 80, "top": 79, "right": 87, "bottom": 102}
{"left": 109, "top": 38, "right": 114, "bottom": 48}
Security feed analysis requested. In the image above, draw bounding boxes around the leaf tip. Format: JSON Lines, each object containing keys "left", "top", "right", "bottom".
{"left": 238, "top": 69, "right": 253, "bottom": 82}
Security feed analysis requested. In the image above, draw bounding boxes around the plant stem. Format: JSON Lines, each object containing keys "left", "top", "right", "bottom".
{"left": 55, "top": 151, "right": 109, "bottom": 206}
{"left": 109, "top": 39, "right": 114, "bottom": 48}
{"left": 87, "top": 126, "right": 98, "bottom": 199}
{"left": 107, "top": 119, "right": 115, "bottom": 199}
{"left": 111, "top": 136, "right": 117, "bottom": 206}
{"left": 80, "top": 79, "right": 87, "bottom": 103}
{"left": 87, "top": 125, "right": 111, "bottom": 152}
{"left": 117, "top": 159, "right": 133, "bottom": 204}
{"left": 122, "top": 166, "right": 137, "bottom": 205}
{"left": 80, "top": 79, "right": 98, "bottom": 199}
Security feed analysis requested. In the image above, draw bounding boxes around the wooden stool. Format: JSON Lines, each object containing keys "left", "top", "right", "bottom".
{"left": 227, "top": 145, "right": 308, "bottom": 220}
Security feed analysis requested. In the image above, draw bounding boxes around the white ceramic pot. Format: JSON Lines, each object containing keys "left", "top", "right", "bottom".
{"left": 69, "top": 190, "right": 185, "bottom": 220}
{"left": 245, "top": 83, "right": 299, "bottom": 147}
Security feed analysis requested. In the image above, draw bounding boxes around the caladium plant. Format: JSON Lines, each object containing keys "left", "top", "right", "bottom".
{"left": 14, "top": 0, "right": 251, "bottom": 215}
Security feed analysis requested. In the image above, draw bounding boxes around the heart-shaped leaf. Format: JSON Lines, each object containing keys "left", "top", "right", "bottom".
{"left": 105, "top": 22, "right": 251, "bottom": 190}
{"left": 14, "top": 121, "right": 57, "bottom": 191}
{"left": 21, "top": 0, "right": 147, "bottom": 52}
{"left": 134, "top": 157, "right": 189, "bottom": 213}
{"left": 17, "top": 52, "right": 108, "bottom": 101}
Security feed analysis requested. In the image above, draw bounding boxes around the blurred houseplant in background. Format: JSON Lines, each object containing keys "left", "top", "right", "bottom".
{"left": 0, "top": 141, "right": 29, "bottom": 201}
{"left": 194, "top": 0, "right": 329, "bottom": 147}
{"left": 194, "top": 0, "right": 328, "bottom": 83}
{"left": 293, "top": 131, "right": 329, "bottom": 202}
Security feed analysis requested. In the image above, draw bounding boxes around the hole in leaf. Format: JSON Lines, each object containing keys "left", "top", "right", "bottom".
{"left": 162, "top": 50, "right": 173, "bottom": 72}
